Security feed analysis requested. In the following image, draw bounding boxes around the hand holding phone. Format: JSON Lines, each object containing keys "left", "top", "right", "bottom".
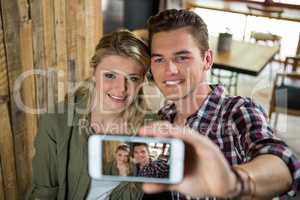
{"left": 139, "top": 121, "right": 237, "bottom": 199}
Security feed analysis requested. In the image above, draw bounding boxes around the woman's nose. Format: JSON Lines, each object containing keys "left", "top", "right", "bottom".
{"left": 116, "top": 76, "right": 127, "bottom": 92}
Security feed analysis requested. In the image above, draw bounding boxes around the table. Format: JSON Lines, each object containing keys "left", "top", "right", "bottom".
{"left": 210, "top": 36, "right": 279, "bottom": 76}
{"left": 210, "top": 36, "right": 279, "bottom": 94}
{"left": 186, "top": 0, "right": 300, "bottom": 22}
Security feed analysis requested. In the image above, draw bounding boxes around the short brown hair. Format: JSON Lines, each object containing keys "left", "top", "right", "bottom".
{"left": 147, "top": 9, "right": 209, "bottom": 57}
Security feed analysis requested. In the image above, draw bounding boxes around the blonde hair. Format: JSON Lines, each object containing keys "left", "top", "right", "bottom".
{"left": 77, "top": 30, "right": 151, "bottom": 134}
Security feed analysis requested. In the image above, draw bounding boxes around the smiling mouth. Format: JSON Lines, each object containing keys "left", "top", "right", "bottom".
{"left": 107, "top": 93, "right": 127, "bottom": 103}
{"left": 163, "top": 80, "right": 184, "bottom": 86}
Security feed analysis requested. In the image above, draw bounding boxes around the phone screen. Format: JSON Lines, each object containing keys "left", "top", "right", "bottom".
{"left": 102, "top": 140, "right": 170, "bottom": 179}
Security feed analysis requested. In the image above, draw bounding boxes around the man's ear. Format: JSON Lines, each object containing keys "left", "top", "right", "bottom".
{"left": 203, "top": 49, "right": 213, "bottom": 71}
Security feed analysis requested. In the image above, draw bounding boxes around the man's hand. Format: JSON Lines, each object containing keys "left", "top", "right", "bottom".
{"left": 139, "top": 121, "right": 237, "bottom": 198}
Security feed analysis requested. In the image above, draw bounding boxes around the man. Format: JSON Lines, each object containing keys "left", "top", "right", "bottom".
{"left": 139, "top": 9, "right": 300, "bottom": 199}
{"left": 132, "top": 143, "right": 169, "bottom": 178}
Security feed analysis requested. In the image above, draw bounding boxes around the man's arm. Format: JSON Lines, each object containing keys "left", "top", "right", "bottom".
{"left": 234, "top": 154, "right": 292, "bottom": 199}
{"left": 232, "top": 100, "right": 299, "bottom": 199}
{"left": 138, "top": 122, "right": 299, "bottom": 199}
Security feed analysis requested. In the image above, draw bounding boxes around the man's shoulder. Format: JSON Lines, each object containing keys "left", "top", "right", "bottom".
{"left": 221, "top": 95, "right": 265, "bottom": 114}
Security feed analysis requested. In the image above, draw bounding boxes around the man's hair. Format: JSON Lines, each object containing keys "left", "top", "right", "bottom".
{"left": 132, "top": 142, "right": 149, "bottom": 150}
{"left": 132, "top": 143, "right": 149, "bottom": 156}
{"left": 147, "top": 9, "right": 209, "bottom": 57}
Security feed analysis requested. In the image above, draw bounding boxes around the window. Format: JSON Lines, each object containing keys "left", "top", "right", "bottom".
{"left": 246, "top": 0, "right": 300, "bottom": 6}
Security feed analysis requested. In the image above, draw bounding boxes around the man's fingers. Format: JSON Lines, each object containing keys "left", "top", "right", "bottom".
{"left": 139, "top": 121, "right": 211, "bottom": 150}
{"left": 142, "top": 183, "right": 169, "bottom": 194}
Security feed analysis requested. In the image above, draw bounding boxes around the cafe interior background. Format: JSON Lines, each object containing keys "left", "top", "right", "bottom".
{"left": 0, "top": 0, "right": 299, "bottom": 199}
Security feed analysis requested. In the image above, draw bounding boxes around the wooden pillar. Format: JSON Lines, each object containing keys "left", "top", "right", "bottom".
{"left": 0, "top": 103, "right": 18, "bottom": 200}
{"left": 0, "top": 3, "right": 18, "bottom": 199}
{"left": 0, "top": 0, "right": 29, "bottom": 197}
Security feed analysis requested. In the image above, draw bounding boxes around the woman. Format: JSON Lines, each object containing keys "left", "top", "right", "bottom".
{"left": 29, "top": 30, "right": 151, "bottom": 200}
{"left": 104, "top": 144, "right": 135, "bottom": 176}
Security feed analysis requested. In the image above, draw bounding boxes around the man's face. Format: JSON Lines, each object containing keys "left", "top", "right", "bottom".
{"left": 133, "top": 145, "right": 150, "bottom": 167}
{"left": 150, "top": 27, "right": 212, "bottom": 101}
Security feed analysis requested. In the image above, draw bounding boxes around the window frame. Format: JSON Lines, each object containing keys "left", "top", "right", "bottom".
{"left": 227, "top": 0, "right": 300, "bottom": 9}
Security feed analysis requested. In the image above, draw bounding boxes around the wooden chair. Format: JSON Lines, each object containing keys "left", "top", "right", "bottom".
{"left": 269, "top": 56, "right": 300, "bottom": 127}
{"left": 247, "top": 4, "right": 283, "bottom": 64}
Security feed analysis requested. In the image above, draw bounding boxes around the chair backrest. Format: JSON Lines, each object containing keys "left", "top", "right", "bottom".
{"left": 296, "top": 33, "right": 300, "bottom": 56}
{"left": 250, "top": 31, "right": 281, "bottom": 44}
{"left": 284, "top": 56, "right": 300, "bottom": 73}
{"left": 247, "top": 4, "right": 283, "bottom": 18}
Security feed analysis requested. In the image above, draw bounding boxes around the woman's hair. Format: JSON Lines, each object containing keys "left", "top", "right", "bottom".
{"left": 115, "top": 144, "right": 130, "bottom": 153}
{"left": 90, "top": 30, "right": 150, "bottom": 71}
{"left": 77, "top": 30, "right": 151, "bottom": 134}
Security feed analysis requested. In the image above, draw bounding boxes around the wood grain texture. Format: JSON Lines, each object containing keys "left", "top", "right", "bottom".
{"left": 31, "top": 0, "right": 47, "bottom": 114}
{"left": 1, "top": 0, "right": 29, "bottom": 197}
{"left": 84, "top": 0, "right": 95, "bottom": 79}
{"left": 0, "top": 10, "right": 8, "bottom": 98}
{"left": 19, "top": 18, "right": 37, "bottom": 182}
{"left": 0, "top": 160, "right": 5, "bottom": 200}
{"left": 76, "top": 0, "right": 86, "bottom": 81}
{"left": 54, "top": 0, "right": 68, "bottom": 103}
{"left": 0, "top": 103, "right": 18, "bottom": 200}
{"left": 42, "top": 0, "right": 56, "bottom": 69}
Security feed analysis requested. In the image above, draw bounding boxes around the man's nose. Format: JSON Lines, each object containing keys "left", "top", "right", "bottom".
{"left": 165, "top": 60, "right": 179, "bottom": 74}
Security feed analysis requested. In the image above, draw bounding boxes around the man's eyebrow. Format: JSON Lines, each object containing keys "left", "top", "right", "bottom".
{"left": 151, "top": 50, "right": 192, "bottom": 58}
{"left": 151, "top": 53, "right": 163, "bottom": 58}
{"left": 174, "top": 50, "right": 191, "bottom": 55}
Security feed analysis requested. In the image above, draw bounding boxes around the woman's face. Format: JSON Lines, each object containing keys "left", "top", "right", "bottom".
{"left": 116, "top": 150, "right": 129, "bottom": 164}
{"left": 93, "top": 55, "right": 146, "bottom": 113}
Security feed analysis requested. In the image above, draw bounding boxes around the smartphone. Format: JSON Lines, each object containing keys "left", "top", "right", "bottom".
{"left": 88, "top": 135, "right": 185, "bottom": 184}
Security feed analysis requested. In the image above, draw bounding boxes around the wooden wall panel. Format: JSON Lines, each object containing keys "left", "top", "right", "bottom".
{"left": 0, "top": 103, "right": 18, "bottom": 200}
{"left": 42, "top": 0, "right": 56, "bottom": 69}
{"left": 19, "top": 19, "right": 37, "bottom": 181}
{"left": 0, "top": 0, "right": 103, "bottom": 198}
{"left": 54, "top": 0, "right": 67, "bottom": 103}
{"left": 76, "top": 0, "right": 86, "bottom": 81}
{"left": 0, "top": 163, "right": 4, "bottom": 200}
{"left": 1, "top": 0, "right": 29, "bottom": 197}
{"left": 31, "top": 0, "right": 47, "bottom": 115}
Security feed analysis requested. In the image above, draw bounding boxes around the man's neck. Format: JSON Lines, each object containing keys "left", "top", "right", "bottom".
{"left": 174, "top": 84, "right": 212, "bottom": 126}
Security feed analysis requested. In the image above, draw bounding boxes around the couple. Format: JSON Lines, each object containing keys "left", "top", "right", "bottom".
{"left": 104, "top": 143, "right": 169, "bottom": 179}
{"left": 29, "top": 9, "right": 300, "bottom": 200}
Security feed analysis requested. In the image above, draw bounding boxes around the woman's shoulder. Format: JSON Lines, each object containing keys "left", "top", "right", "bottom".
{"left": 144, "top": 112, "right": 161, "bottom": 123}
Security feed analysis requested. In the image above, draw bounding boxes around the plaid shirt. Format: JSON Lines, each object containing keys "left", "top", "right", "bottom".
{"left": 138, "top": 159, "right": 169, "bottom": 178}
{"left": 158, "top": 85, "right": 300, "bottom": 200}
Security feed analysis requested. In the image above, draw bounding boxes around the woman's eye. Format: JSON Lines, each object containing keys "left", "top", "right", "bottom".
{"left": 104, "top": 73, "right": 116, "bottom": 80}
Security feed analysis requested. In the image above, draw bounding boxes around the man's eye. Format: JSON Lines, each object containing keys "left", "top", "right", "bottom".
{"left": 128, "top": 76, "right": 141, "bottom": 82}
{"left": 152, "top": 57, "right": 165, "bottom": 64}
{"left": 104, "top": 73, "right": 116, "bottom": 79}
{"left": 175, "top": 56, "right": 189, "bottom": 63}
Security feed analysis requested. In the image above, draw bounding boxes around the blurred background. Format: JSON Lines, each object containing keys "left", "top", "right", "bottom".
{"left": 0, "top": 0, "right": 299, "bottom": 199}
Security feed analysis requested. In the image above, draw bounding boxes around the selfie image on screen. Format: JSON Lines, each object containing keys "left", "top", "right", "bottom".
{"left": 102, "top": 141, "right": 170, "bottom": 179}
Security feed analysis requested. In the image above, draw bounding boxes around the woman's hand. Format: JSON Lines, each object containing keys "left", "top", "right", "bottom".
{"left": 139, "top": 121, "right": 237, "bottom": 198}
